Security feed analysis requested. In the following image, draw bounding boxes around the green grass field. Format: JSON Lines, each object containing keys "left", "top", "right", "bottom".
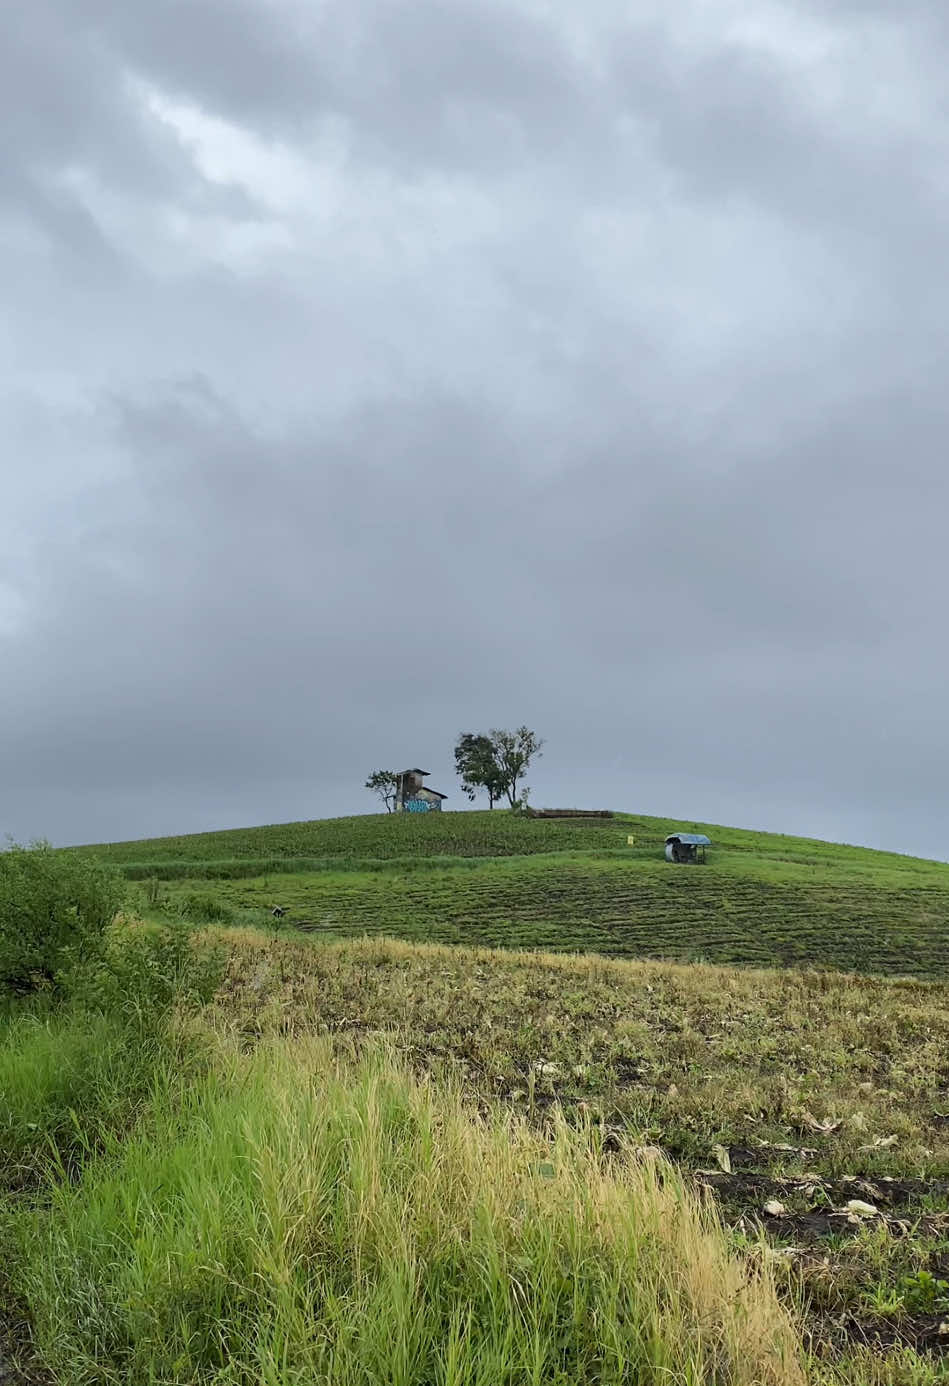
{"left": 79, "top": 809, "right": 949, "bottom": 979}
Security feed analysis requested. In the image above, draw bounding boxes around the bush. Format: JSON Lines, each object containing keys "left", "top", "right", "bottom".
{"left": 0, "top": 843, "right": 124, "bottom": 991}
{"left": 173, "top": 891, "right": 235, "bottom": 925}
{"left": 72, "top": 922, "right": 226, "bottom": 1024}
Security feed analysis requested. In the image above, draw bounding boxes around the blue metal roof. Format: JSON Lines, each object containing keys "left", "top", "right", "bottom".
{"left": 665, "top": 833, "right": 711, "bottom": 846}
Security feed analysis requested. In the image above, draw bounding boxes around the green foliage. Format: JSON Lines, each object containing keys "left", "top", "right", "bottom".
{"left": 0, "top": 841, "right": 124, "bottom": 990}
{"left": 454, "top": 727, "right": 543, "bottom": 809}
{"left": 0, "top": 1003, "right": 168, "bottom": 1188}
{"left": 119, "top": 852, "right": 550, "bottom": 881}
{"left": 68, "top": 809, "right": 625, "bottom": 864}
{"left": 364, "top": 768, "right": 399, "bottom": 813}
{"left": 70, "top": 923, "right": 226, "bottom": 1024}
{"left": 65, "top": 806, "right": 949, "bottom": 978}
{"left": 454, "top": 732, "right": 507, "bottom": 808}
{"left": 173, "top": 890, "right": 235, "bottom": 925}
{"left": 31, "top": 804, "right": 949, "bottom": 1380}
{"left": 215, "top": 933, "right": 949, "bottom": 1384}
{"left": 488, "top": 725, "right": 544, "bottom": 807}
{"left": 3, "top": 883, "right": 949, "bottom": 1383}
{"left": 0, "top": 922, "right": 223, "bottom": 1192}
{"left": 897, "top": 1269, "right": 949, "bottom": 1314}
{"left": 159, "top": 850, "right": 949, "bottom": 978}
{"left": 63, "top": 808, "right": 946, "bottom": 876}
{"left": 13, "top": 1041, "right": 801, "bottom": 1386}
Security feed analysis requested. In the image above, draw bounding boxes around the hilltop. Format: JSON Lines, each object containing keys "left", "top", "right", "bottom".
{"left": 70, "top": 807, "right": 939, "bottom": 868}
{"left": 74, "top": 809, "right": 949, "bottom": 978}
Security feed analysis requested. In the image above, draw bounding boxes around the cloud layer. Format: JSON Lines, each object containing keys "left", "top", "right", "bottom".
{"left": 4, "top": 0, "right": 949, "bottom": 855}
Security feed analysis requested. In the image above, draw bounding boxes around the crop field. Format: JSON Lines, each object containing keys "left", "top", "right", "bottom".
{"left": 0, "top": 939, "right": 813, "bottom": 1386}
{"left": 66, "top": 809, "right": 638, "bottom": 864}
{"left": 4, "top": 918, "right": 949, "bottom": 1382}
{"left": 88, "top": 807, "right": 949, "bottom": 978}
{"left": 151, "top": 855, "right": 949, "bottom": 976}
{"left": 71, "top": 808, "right": 944, "bottom": 874}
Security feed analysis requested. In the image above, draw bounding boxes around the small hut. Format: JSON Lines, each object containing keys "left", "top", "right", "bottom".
{"left": 665, "top": 833, "right": 710, "bottom": 864}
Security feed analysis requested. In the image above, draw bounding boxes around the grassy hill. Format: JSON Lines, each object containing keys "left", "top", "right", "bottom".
{"left": 75, "top": 809, "right": 949, "bottom": 979}
{"left": 70, "top": 807, "right": 939, "bottom": 870}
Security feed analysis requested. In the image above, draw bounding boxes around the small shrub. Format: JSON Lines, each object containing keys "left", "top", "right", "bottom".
{"left": 174, "top": 891, "right": 235, "bottom": 926}
{"left": 71, "top": 924, "right": 226, "bottom": 1025}
{"left": 899, "top": 1269, "right": 949, "bottom": 1314}
{"left": 0, "top": 843, "right": 124, "bottom": 991}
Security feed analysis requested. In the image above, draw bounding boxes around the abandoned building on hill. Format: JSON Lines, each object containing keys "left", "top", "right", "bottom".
{"left": 395, "top": 769, "right": 447, "bottom": 813}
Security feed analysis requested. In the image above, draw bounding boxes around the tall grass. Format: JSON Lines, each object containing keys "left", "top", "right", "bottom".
{"left": 0, "top": 1003, "right": 164, "bottom": 1187}
{"left": 17, "top": 1038, "right": 804, "bottom": 1386}
{"left": 0, "top": 922, "right": 223, "bottom": 1190}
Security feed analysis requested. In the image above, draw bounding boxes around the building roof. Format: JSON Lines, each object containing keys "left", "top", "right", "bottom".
{"left": 665, "top": 833, "right": 711, "bottom": 847}
{"left": 417, "top": 786, "right": 447, "bottom": 799}
{"left": 402, "top": 768, "right": 430, "bottom": 776}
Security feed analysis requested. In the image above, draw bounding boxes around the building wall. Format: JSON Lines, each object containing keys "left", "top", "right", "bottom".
{"left": 396, "top": 773, "right": 444, "bottom": 812}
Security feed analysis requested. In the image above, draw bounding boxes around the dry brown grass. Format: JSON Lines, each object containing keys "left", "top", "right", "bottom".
{"left": 204, "top": 929, "right": 949, "bottom": 1383}
{"left": 211, "top": 930, "right": 949, "bottom": 1175}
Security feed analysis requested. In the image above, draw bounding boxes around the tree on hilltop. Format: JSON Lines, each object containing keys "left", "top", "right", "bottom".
{"left": 453, "top": 727, "right": 543, "bottom": 810}
{"left": 454, "top": 734, "right": 506, "bottom": 810}
{"left": 364, "top": 770, "right": 399, "bottom": 813}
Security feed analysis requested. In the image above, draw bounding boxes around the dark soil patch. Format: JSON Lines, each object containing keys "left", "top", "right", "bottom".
{"left": 611, "top": 1056, "right": 648, "bottom": 1086}
{"left": 836, "top": 1311, "right": 949, "bottom": 1355}
{"left": 696, "top": 1167, "right": 949, "bottom": 1216}
{"left": 692, "top": 1163, "right": 949, "bottom": 1359}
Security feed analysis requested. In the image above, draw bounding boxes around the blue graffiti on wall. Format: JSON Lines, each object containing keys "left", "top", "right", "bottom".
{"left": 403, "top": 798, "right": 431, "bottom": 813}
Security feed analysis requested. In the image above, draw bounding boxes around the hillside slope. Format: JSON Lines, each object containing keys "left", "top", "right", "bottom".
{"left": 70, "top": 808, "right": 941, "bottom": 871}
{"left": 74, "top": 810, "right": 949, "bottom": 978}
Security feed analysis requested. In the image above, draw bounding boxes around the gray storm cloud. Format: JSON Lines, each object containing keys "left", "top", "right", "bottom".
{"left": 2, "top": 0, "right": 948, "bottom": 856}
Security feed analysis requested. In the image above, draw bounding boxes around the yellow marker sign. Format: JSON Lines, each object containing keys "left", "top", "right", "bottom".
{"left": 627, "top": 835, "right": 635, "bottom": 846}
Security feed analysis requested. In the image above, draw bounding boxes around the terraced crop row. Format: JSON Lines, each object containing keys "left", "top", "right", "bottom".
{"left": 167, "top": 857, "right": 949, "bottom": 978}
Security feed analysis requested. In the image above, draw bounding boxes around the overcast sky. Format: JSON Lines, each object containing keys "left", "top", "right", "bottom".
{"left": 3, "top": 0, "right": 949, "bottom": 856}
